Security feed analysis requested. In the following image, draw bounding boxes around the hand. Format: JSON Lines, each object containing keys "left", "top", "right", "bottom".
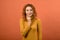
{"left": 27, "top": 20, "right": 31, "bottom": 27}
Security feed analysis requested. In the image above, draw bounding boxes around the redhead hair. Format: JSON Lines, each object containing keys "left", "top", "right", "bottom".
{"left": 22, "top": 4, "right": 37, "bottom": 22}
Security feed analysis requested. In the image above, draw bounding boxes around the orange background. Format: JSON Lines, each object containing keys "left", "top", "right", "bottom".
{"left": 0, "top": 0, "right": 60, "bottom": 40}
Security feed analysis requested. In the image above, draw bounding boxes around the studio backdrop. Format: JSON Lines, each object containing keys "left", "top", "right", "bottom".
{"left": 0, "top": 0, "right": 60, "bottom": 40}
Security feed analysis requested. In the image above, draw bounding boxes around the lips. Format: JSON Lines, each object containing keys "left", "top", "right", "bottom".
{"left": 29, "top": 13, "right": 32, "bottom": 15}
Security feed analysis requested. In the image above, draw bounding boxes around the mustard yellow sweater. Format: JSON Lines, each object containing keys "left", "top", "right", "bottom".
{"left": 20, "top": 18, "right": 42, "bottom": 40}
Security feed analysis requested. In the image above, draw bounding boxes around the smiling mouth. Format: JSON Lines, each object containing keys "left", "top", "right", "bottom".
{"left": 29, "top": 14, "right": 31, "bottom": 15}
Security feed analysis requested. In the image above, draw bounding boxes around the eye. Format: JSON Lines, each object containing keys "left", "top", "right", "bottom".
{"left": 26, "top": 10, "right": 29, "bottom": 11}
{"left": 30, "top": 9, "right": 33, "bottom": 11}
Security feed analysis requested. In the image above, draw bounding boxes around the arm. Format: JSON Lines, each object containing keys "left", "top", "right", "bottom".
{"left": 37, "top": 19, "right": 42, "bottom": 40}
{"left": 19, "top": 18, "right": 31, "bottom": 37}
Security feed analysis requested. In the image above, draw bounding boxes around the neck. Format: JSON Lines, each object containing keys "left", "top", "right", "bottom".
{"left": 26, "top": 16, "right": 31, "bottom": 20}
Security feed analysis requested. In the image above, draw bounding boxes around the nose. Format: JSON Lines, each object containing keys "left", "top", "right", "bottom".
{"left": 29, "top": 10, "right": 32, "bottom": 13}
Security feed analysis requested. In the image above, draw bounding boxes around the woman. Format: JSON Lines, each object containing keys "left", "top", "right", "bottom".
{"left": 20, "top": 4, "right": 42, "bottom": 40}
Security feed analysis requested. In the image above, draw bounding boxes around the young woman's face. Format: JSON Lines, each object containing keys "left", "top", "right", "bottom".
{"left": 25, "top": 6, "right": 33, "bottom": 17}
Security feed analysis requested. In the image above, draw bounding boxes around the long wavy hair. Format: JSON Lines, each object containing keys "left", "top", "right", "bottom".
{"left": 22, "top": 4, "right": 37, "bottom": 22}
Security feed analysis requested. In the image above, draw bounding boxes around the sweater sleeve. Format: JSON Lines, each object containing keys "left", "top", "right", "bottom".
{"left": 37, "top": 19, "right": 42, "bottom": 40}
{"left": 19, "top": 18, "right": 31, "bottom": 37}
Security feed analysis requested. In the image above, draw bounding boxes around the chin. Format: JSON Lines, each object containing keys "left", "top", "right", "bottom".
{"left": 29, "top": 15, "right": 32, "bottom": 17}
{"left": 30, "top": 15, "right": 32, "bottom": 16}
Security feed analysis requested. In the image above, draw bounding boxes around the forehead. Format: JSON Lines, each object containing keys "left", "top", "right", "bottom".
{"left": 26, "top": 6, "right": 32, "bottom": 10}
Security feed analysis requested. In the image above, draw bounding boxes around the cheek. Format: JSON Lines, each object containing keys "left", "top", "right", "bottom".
{"left": 26, "top": 11, "right": 28, "bottom": 14}
{"left": 30, "top": 11, "right": 33, "bottom": 15}
{"left": 25, "top": 11, "right": 29, "bottom": 15}
{"left": 31, "top": 11, "right": 33, "bottom": 14}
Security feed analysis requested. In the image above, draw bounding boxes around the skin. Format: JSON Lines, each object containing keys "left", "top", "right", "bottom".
{"left": 25, "top": 6, "right": 33, "bottom": 27}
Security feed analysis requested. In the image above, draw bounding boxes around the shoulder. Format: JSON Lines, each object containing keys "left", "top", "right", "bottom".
{"left": 20, "top": 18, "right": 24, "bottom": 22}
{"left": 36, "top": 18, "right": 41, "bottom": 22}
